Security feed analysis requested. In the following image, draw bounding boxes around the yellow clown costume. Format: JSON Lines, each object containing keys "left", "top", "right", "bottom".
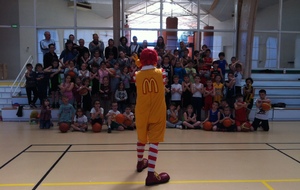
{"left": 135, "top": 65, "right": 166, "bottom": 144}
{"left": 133, "top": 49, "right": 170, "bottom": 186}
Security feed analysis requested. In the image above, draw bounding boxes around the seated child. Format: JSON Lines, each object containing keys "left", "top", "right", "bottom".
{"left": 39, "top": 99, "right": 52, "bottom": 129}
{"left": 234, "top": 94, "right": 253, "bottom": 131}
{"left": 122, "top": 105, "right": 135, "bottom": 130}
{"left": 217, "top": 106, "right": 236, "bottom": 132}
{"left": 182, "top": 104, "right": 201, "bottom": 129}
{"left": 219, "top": 99, "right": 229, "bottom": 115}
{"left": 203, "top": 101, "right": 220, "bottom": 131}
{"left": 58, "top": 96, "right": 76, "bottom": 130}
{"left": 71, "top": 108, "right": 88, "bottom": 132}
{"left": 106, "top": 102, "right": 124, "bottom": 133}
{"left": 166, "top": 103, "right": 182, "bottom": 129}
{"left": 90, "top": 100, "right": 104, "bottom": 129}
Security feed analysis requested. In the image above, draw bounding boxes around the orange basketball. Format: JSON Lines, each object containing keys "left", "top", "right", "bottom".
{"left": 203, "top": 121, "right": 213, "bottom": 131}
{"left": 115, "top": 114, "right": 125, "bottom": 124}
{"left": 59, "top": 122, "right": 69, "bottom": 133}
{"left": 78, "top": 88, "right": 88, "bottom": 96}
{"left": 241, "top": 122, "right": 251, "bottom": 132}
{"left": 123, "top": 118, "right": 132, "bottom": 127}
{"left": 169, "top": 116, "right": 178, "bottom": 124}
{"left": 92, "top": 123, "right": 102, "bottom": 132}
{"left": 223, "top": 118, "right": 232, "bottom": 127}
{"left": 109, "top": 68, "right": 116, "bottom": 76}
{"left": 68, "top": 71, "right": 76, "bottom": 78}
{"left": 261, "top": 103, "right": 271, "bottom": 111}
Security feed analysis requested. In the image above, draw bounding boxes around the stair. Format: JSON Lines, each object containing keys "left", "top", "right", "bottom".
{"left": 1, "top": 107, "right": 60, "bottom": 122}
{"left": 1, "top": 73, "right": 300, "bottom": 121}
{"left": 251, "top": 73, "right": 300, "bottom": 107}
{"left": 0, "top": 85, "right": 13, "bottom": 108}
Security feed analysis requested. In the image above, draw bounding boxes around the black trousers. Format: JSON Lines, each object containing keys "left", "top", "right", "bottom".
{"left": 26, "top": 87, "right": 38, "bottom": 105}
{"left": 252, "top": 117, "right": 269, "bottom": 131}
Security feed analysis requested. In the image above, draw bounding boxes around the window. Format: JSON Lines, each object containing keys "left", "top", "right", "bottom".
{"left": 252, "top": 36, "right": 259, "bottom": 69}
{"left": 265, "top": 37, "right": 277, "bottom": 68}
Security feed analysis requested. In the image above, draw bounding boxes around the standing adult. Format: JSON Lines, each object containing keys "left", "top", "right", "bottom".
{"left": 154, "top": 36, "right": 166, "bottom": 52}
{"left": 68, "top": 34, "right": 78, "bottom": 47}
{"left": 40, "top": 31, "right": 56, "bottom": 55}
{"left": 76, "top": 39, "right": 90, "bottom": 68}
{"left": 141, "top": 40, "right": 148, "bottom": 51}
{"left": 105, "top": 39, "right": 118, "bottom": 60}
{"left": 89, "top": 33, "right": 104, "bottom": 59}
{"left": 43, "top": 43, "right": 58, "bottom": 69}
{"left": 118, "top": 36, "right": 130, "bottom": 56}
{"left": 129, "top": 36, "right": 142, "bottom": 56}
{"left": 59, "top": 40, "right": 78, "bottom": 64}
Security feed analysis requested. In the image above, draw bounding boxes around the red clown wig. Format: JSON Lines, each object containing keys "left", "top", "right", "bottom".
{"left": 140, "top": 48, "right": 158, "bottom": 67}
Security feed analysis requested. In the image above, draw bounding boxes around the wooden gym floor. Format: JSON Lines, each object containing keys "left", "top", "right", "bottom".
{"left": 0, "top": 121, "right": 300, "bottom": 190}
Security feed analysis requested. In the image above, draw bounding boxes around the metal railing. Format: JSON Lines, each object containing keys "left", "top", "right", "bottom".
{"left": 10, "top": 55, "right": 34, "bottom": 97}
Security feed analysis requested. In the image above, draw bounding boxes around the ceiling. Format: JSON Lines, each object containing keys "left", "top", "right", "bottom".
{"left": 67, "top": 0, "right": 283, "bottom": 26}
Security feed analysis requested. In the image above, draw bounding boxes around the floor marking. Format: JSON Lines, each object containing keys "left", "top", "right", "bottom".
{"left": 0, "top": 145, "right": 32, "bottom": 170}
{"left": 262, "top": 181, "right": 275, "bottom": 190}
{"left": 32, "top": 145, "right": 72, "bottom": 190}
{"left": 1, "top": 179, "right": 300, "bottom": 187}
{"left": 30, "top": 142, "right": 300, "bottom": 146}
{"left": 267, "top": 143, "right": 300, "bottom": 164}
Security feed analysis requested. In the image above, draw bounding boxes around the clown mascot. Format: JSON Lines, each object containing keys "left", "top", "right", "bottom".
{"left": 133, "top": 49, "right": 170, "bottom": 186}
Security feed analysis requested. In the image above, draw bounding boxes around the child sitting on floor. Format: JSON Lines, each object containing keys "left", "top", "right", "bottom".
{"left": 166, "top": 103, "right": 182, "bottom": 129}
{"left": 182, "top": 104, "right": 201, "bottom": 129}
{"left": 203, "top": 101, "right": 220, "bottom": 131}
{"left": 71, "top": 108, "right": 88, "bottom": 132}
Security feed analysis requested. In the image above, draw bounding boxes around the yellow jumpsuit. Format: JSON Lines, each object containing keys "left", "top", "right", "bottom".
{"left": 135, "top": 66, "right": 166, "bottom": 144}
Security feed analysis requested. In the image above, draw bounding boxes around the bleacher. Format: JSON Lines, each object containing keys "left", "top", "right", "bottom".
{"left": 0, "top": 73, "right": 299, "bottom": 122}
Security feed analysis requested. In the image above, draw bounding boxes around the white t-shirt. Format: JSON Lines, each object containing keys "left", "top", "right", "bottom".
{"left": 74, "top": 115, "right": 88, "bottom": 124}
{"left": 90, "top": 107, "right": 104, "bottom": 119}
{"left": 255, "top": 98, "right": 270, "bottom": 120}
{"left": 108, "top": 110, "right": 121, "bottom": 116}
{"left": 78, "top": 70, "right": 90, "bottom": 78}
{"left": 124, "top": 112, "right": 134, "bottom": 120}
{"left": 171, "top": 83, "right": 182, "bottom": 101}
{"left": 234, "top": 71, "right": 242, "bottom": 87}
{"left": 192, "top": 83, "right": 203, "bottom": 98}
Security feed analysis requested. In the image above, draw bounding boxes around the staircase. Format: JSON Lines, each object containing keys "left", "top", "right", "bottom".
{"left": 0, "top": 83, "right": 13, "bottom": 108}
{"left": 249, "top": 73, "right": 300, "bottom": 121}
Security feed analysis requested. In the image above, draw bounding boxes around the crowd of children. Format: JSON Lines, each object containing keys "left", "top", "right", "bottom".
{"left": 25, "top": 35, "right": 270, "bottom": 132}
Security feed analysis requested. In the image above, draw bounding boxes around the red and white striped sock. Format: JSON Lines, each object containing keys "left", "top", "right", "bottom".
{"left": 148, "top": 143, "right": 159, "bottom": 172}
{"left": 137, "top": 142, "right": 145, "bottom": 162}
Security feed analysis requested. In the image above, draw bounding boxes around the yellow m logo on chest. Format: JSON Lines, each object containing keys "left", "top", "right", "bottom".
{"left": 142, "top": 78, "right": 158, "bottom": 94}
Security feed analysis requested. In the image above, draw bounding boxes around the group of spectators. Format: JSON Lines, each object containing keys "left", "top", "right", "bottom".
{"left": 25, "top": 31, "right": 263, "bottom": 132}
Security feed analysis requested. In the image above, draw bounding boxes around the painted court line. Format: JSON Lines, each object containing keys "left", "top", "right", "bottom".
{"left": 0, "top": 145, "right": 32, "bottom": 170}
{"left": 0, "top": 179, "right": 299, "bottom": 187}
{"left": 32, "top": 145, "right": 72, "bottom": 190}
{"left": 266, "top": 143, "right": 300, "bottom": 164}
{"left": 262, "top": 181, "right": 275, "bottom": 190}
{"left": 30, "top": 142, "right": 300, "bottom": 146}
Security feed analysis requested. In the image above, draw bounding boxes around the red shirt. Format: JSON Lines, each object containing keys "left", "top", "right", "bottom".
{"left": 235, "top": 103, "right": 247, "bottom": 122}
